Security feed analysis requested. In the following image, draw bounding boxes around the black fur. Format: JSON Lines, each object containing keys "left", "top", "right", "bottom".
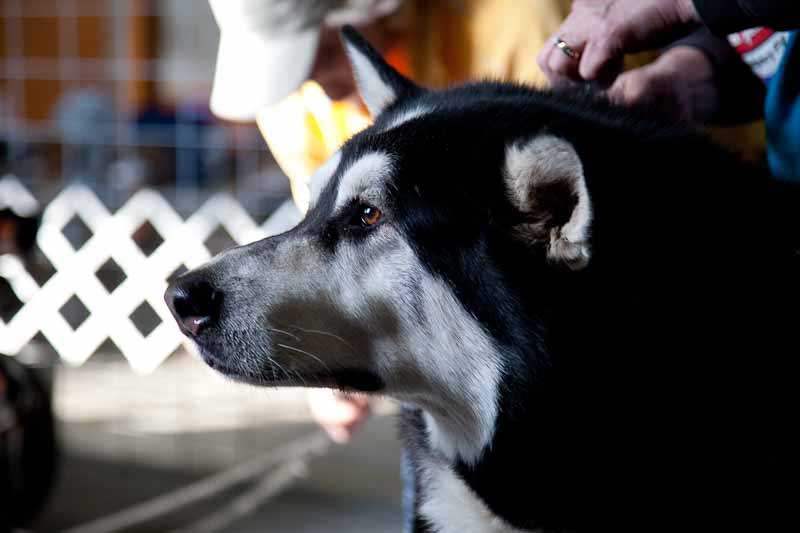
{"left": 331, "top": 32, "right": 800, "bottom": 532}
{"left": 170, "top": 29, "right": 800, "bottom": 532}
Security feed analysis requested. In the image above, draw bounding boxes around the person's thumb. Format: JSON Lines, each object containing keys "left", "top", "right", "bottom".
{"left": 607, "top": 72, "right": 631, "bottom": 105}
{"left": 607, "top": 68, "right": 651, "bottom": 107}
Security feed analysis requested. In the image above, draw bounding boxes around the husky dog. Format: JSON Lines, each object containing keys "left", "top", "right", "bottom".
{"left": 166, "top": 28, "right": 798, "bottom": 532}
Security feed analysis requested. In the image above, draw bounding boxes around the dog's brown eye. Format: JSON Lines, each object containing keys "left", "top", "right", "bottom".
{"left": 360, "top": 205, "right": 382, "bottom": 226}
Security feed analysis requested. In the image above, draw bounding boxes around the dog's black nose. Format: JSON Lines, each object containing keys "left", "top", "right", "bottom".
{"left": 165, "top": 277, "right": 222, "bottom": 337}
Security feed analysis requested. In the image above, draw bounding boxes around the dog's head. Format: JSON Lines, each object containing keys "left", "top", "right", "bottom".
{"left": 166, "top": 28, "right": 594, "bottom": 459}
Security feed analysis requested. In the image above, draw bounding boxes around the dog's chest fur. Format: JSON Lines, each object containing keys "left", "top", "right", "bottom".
{"left": 419, "top": 455, "right": 527, "bottom": 533}
{"left": 404, "top": 408, "right": 529, "bottom": 533}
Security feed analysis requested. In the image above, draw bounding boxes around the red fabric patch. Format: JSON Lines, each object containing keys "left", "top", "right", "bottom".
{"left": 729, "top": 28, "right": 775, "bottom": 54}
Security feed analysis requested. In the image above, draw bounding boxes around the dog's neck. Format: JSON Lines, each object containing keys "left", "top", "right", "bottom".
{"left": 407, "top": 346, "right": 548, "bottom": 532}
{"left": 412, "top": 264, "right": 581, "bottom": 530}
{"left": 401, "top": 352, "right": 506, "bottom": 465}
{"left": 416, "top": 345, "right": 541, "bottom": 467}
{"left": 421, "top": 404, "right": 494, "bottom": 465}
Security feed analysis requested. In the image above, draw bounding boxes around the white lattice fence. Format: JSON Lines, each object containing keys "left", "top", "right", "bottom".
{"left": 0, "top": 176, "right": 300, "bottom": 373}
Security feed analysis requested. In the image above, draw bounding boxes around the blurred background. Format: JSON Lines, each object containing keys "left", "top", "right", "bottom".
{"left": 0, "top": 1, "right": 403, "bottom": 531}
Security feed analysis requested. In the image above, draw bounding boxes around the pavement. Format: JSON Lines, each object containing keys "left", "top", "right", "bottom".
{"left": 29, "top": 353, "right": 404, "bottom": 532}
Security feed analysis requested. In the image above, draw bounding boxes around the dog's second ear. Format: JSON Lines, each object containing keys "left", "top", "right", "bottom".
{"left": 504, "top": 135, "right": 592, "bottom": 270}
{"left": 340, "top": 25, "right": 419, "bottom": 118}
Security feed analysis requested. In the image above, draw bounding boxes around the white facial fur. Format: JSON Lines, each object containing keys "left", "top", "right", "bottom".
{"left": 334, "top": 152, "right": 501, "bottom": 463}
{"left": 334, "top": 151, "right": 394, "bottom": 210}
{"left": 206, "top": 150, "right": 504, "bottom": 465}
{"left": 504, "top": 135, "right": 592, "bottom": 270}
{"left": 245, "top": 222, "right": 502, "bottom": 464}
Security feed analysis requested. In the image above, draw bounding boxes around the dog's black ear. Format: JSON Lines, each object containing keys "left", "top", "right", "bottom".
{"left": 504, "top": 135, "right": 592, "bottom": 270}
{"left": 340, "top": 25, "right": 420, "bottom": 118}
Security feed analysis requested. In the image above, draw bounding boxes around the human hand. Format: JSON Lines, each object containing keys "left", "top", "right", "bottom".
{"left": 606, "top": 45, "right": 718, "bottom": 123}
{"left": 307, "top": 388, "right": 372, "bottom": 443}
{"left": 538, "top": 0, "right": 702, "bottom": 86}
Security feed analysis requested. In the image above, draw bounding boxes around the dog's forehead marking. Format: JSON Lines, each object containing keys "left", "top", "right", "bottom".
{"left": 309, "top": 150, "right": 342, "bottom": 206}
{"left": 334, "top": 151, "right": 394, "bottom": 210}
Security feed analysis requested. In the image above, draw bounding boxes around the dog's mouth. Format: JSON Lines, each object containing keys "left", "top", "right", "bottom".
{"left": 198, "top": 349, "right": 385, "bottom": 393}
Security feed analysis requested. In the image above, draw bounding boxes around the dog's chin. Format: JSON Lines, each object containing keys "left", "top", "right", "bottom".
{"left": 198, "top": 349, "right": 386, "bottom": 393}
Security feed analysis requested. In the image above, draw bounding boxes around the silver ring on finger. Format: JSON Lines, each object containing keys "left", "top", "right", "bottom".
{"left": 555, "top": 37, "right": 581, "bottom": 60}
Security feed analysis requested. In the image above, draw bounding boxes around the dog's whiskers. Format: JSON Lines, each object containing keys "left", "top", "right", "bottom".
{"left": 276, "top": 343, "right": 332, "bottom": 374}
{"left": 286, "top": 326, "right": 356, "bottom": 352}
{"left": 292, "top": 368, "right": 309, "bottom": 387}
{"left": 268, "top": 327, "right": 302, "bottom": 342}
{"left": 263, "top": 352, "right": 292, "bottom": 383}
